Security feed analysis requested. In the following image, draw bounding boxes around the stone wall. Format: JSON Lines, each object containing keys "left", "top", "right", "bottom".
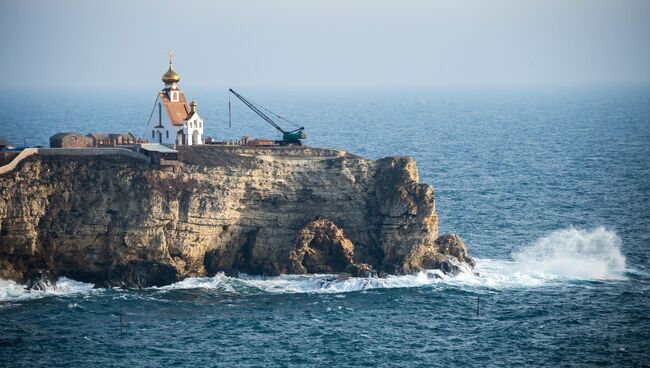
{"left": 177, "top": 145, "right": 348, "bottom": 166}
{"left": 38, "top": 148, "right": 150, "bottom": 163}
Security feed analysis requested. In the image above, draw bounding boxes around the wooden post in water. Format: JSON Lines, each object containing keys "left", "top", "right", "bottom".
{"left": 476, "top": 296, "right": 480, "bottom": 317}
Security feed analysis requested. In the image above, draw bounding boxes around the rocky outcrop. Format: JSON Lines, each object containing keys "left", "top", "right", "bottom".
{"left": 289, "top": 218, "right": 355, "bottom": 274}
{"left": 24, "top": 270, "right": 57, "bottom": 291}
{"left": 422, "top": 234, "right": 475, "bottom": 275}
{"left": 0, "top": 146, "right": 474, "bottom": 287}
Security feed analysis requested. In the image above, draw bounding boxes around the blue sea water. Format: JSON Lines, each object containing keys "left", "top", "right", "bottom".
{"left": 1, "top": 86, "right": 649, "bottom": 367}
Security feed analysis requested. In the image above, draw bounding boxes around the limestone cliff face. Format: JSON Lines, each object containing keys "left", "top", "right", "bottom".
{"left": 0, "top": 147, "right": 473, "bottom": 287}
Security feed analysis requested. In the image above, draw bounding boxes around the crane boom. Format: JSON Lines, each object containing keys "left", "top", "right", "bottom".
{"left": 228, "top": 89, "right": 285, "bottom": 134}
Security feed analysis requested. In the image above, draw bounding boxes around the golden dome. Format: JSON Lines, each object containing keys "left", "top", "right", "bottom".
{"left": 162, "top": 65, "right": 180, "bottom": 84}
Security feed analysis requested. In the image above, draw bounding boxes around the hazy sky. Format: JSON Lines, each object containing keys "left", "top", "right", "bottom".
{"left": 1, "top": 0, "right": 649, "bottom": 89}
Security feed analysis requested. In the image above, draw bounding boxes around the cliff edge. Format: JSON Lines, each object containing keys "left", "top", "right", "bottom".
{"left": 0, "top": 146, "right": 474, "bottom": 287}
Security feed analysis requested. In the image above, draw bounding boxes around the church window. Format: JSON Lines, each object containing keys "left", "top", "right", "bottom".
{"left": 152, "top": 130, "right": 155, "bottom": 138}
{"left": 199, "top": 122, "right": 202, "bottom": 128}
{"left": 166, "top": 130, "right": 169, "bottom": 138}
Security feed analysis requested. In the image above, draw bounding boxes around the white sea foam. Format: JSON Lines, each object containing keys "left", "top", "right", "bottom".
{"left": 0, "top": 227, "right": 629, "bottom": 300}
{"left": 239, "top": 271, "right": 446, "bottom": 294}
{"left": 155, "top": 275, "right": 237, "bottom": 293}
{"left": 159, "top": 227, "right": 627, "bottom": 294}
{"left": 0, "top": 277, "right": 95, "bottom": 302}
{"left": 155, "top": 271, "right": 453, "bottom": 295}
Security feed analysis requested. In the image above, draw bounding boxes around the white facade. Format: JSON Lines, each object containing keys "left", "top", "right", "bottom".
{"left": 145, "top": 92, "right": 205, "bottom": 146}
{"left": 182, "top": 109, "right": 204, "bottom": 145}
{"left": 146, "top": 93, "right": 175, "bottom": 145}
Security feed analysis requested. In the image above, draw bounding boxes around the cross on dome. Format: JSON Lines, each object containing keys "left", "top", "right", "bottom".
{"left": 168, "top": 49, "right": 174, "bottom": 65}
{"left": 162, "top": 49, "right": 180, "bottom": 85}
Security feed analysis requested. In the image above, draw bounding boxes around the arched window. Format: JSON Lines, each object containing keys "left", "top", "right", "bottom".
{"left": 166, "top": 130, "right": 169, "bottom": 138}
{"left": 199, "top": 122, "right": 202, "bottom": 128}
{"left": 152, "top": 130, "right": 155, "bottom": 138}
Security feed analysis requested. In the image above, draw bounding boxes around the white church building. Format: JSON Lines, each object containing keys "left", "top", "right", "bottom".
{"left": 146, "top": 51, "right": 204, "bottom": 146}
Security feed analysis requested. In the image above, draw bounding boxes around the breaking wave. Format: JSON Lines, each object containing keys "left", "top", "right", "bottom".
{"left": 156, "top": 269, "right": 457, "bottom": 295}
{"left": 0, "top": 277, "right": 94, "bottom": 302}
{"left": 156, "top": 227, "right": 627, "bottom": 293}
{"left": 0, "top": 227, "right": 628, "bottom": 301}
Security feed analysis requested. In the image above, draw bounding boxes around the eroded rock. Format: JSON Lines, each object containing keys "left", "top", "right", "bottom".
{"left": 397, "top": 233, "right": 475, "bottom": 276}
{"left": 289, "top": 219, "right": 355, "bottom": 274}
{"left": 346, "top": 263, "right": 377, "bottom": 278}
{"left": 24, "top": 270, "right": 57, "bottom": 291}
{"left": 433, "top": 233, "right": 476, "bottom": 268}
{"left": 0, "top": 147, "right": 474, "bottom": 287}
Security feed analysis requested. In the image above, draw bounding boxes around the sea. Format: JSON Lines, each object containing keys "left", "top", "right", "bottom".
{"left": 0, "top": 85, "right": 649, "bottom": 367}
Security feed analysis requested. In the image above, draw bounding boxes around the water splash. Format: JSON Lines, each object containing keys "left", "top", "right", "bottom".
{"left": 511, "top": 227, "right": 626, "bottom": 280}
{"left": 0, "top": 277, "right": 94, "bottom": 302}
{"left": 0, "top": 227, "right": 628, "bottom": 301}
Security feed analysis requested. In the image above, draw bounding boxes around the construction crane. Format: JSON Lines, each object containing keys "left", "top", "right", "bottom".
{"left": 229, "top": 88, "right": 307, "bottom": 146}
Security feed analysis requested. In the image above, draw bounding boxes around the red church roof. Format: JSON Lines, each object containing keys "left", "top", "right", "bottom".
{"left": 160, "top": 91, "right": 190, "bottom": 126}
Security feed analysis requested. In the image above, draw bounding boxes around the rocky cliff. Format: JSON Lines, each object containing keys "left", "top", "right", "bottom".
{"left": 0, "top": 146, "right": 474, "bottom": 287}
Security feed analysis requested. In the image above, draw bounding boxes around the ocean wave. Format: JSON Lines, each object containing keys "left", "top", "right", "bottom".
{"left": 155, "top": 269, "right": 455, "bottom": 295}
{"left": 160, "top": 227, "right": 627, "bottom": 293}
{"left": 0, "top": 227, "right": 628, "bottom": 301}
{"left": 0, "top": 277, "right": 95, "bottom": 302}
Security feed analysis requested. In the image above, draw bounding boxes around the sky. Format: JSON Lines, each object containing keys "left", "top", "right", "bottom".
{"left": 0, "top": 0, "right": 649, "bottom": 90}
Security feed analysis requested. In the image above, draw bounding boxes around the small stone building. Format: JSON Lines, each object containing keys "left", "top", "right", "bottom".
{"left": 87, "top": 132, "right": 145, "bottom": 147}
{"left": 50, "top": 133, "right": 93, "bottom": 148}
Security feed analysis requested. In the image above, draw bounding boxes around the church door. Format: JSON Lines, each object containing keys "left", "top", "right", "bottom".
{"left": 157, "top": 131, "right": 162, "bottom": 143}
{"left": 192, "top": 130, "right": 198, "bottom": 145}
